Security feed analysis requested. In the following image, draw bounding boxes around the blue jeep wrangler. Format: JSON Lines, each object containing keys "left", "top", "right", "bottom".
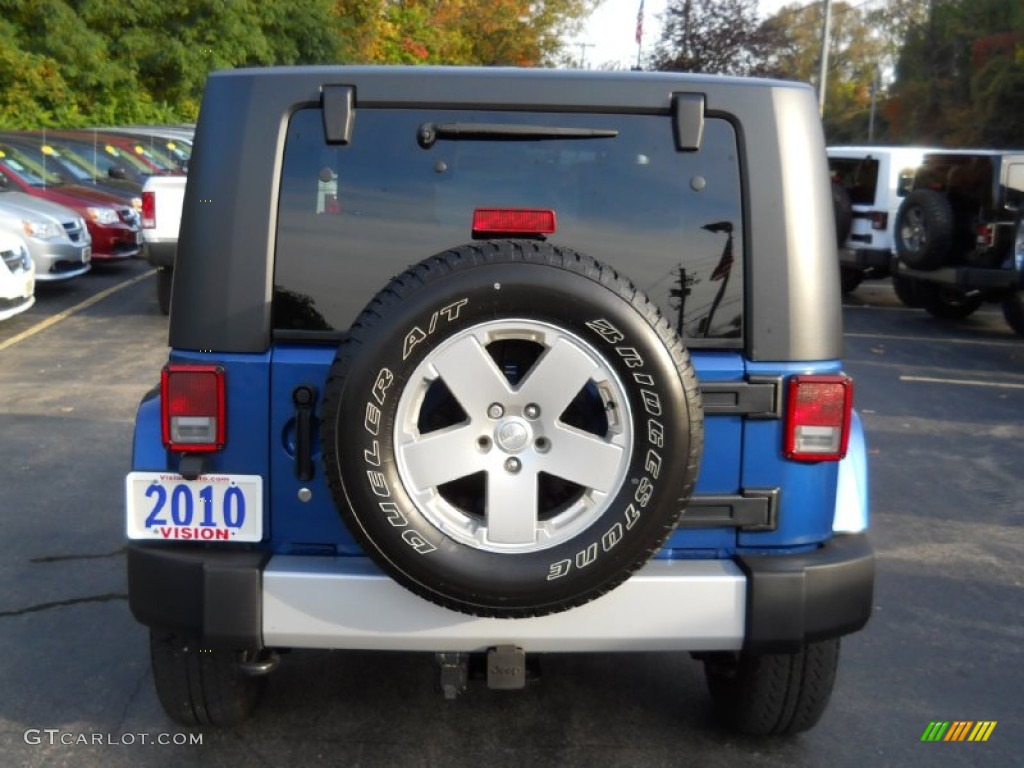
{"left": 126, "top": 66, "right": 873, "bottom": 735}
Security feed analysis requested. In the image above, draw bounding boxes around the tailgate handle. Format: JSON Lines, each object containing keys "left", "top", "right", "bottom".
{"left": 292, "top": 385, "right": 317, "bottom": 481}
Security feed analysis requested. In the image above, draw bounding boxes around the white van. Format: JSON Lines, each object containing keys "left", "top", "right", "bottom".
{"left": 828, "top": 146, "right": 938, "bottom": 292}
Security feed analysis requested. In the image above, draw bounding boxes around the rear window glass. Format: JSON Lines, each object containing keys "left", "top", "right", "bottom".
{"left": 274, "top": 108, "right": 744, "bottom": 344}
{"left": 829, "top": 157, "right": 880, "bottom": 206}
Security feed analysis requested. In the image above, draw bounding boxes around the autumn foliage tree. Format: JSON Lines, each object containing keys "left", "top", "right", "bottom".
{"left": 887, "top": 0, "right": 1024, "bottom": 147}
{"left": 0, "top": 0, "right": 594, "bottom": 129}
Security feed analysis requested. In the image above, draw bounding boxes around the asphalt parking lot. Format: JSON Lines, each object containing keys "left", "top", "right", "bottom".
{"left": 0, "top": 262, "right": 1021, "bottom": 768}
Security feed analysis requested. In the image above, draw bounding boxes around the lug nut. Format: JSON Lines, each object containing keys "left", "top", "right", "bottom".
{"left": 487, "top": 403, "right": 505, "bottom": 419}
{"left": 504, "top": 457, "right": 521, "bottom": 473}
{"left": 524, "top": 403, "right": 541, "bottom": 419}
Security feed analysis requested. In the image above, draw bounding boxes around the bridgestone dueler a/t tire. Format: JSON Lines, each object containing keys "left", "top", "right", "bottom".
{"left": 704, "top": 638, "right": 840, "bottom": 736}
{"left": 895, "top": 189, "right": 954, "bottom": 270}
{"left": 149, "top": 630, "right": 265, "bottom": 726}
{"left": 321, "top": 240, "right": 704, "bottom": 618}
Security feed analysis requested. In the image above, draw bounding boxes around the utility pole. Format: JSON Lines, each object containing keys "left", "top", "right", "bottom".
{"left": 867, "top": 65, "right": 880, "bottom": 142}
{"left": 817, "top": 0, "right": 833, "bottom": 116}
{"left": 576, "top": 42, "right": 595, "bottom": 69}
{"left": 669, "top": 266, "right": 694, "bottom": 336}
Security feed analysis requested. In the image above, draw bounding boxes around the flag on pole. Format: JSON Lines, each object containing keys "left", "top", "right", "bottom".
{"left": 635, "top": 0, "right": 644, "bottom": 45}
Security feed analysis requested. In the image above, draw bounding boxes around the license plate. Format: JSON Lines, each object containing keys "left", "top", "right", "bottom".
{"left": 126, "top": 472, "right": 262, "bottom": 542}
{"left": 82, "top": 246, "right": 91, "bottom": 264}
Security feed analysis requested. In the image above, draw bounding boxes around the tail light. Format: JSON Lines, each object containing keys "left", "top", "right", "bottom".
{"left": 870, "top": 211, "right": 888, "bottom": 230}
{"left": 141, "top": 190, "right": 155, "bottom": 229}
{"left": 472, "top": 208, "right": 556, "bottom": 238}
{"left": 976, "top": 224, "right": 994, "bottom": 247}
{"left": 783, "top": 375, "right": 853, "bottom": 461}
{"left": 161, "top": 365, "right": 225, "bottom": 451}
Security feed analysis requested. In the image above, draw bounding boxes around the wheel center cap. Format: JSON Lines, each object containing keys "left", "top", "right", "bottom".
{"left": 494, "top": 417, "right": 532, "bottom": 454}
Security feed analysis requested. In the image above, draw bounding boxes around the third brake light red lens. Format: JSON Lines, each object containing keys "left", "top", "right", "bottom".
{"left": 472, "top": 208, "right": 556, "bottom": 237}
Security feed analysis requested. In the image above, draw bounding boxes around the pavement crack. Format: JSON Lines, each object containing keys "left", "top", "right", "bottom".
{"left": 116, "top": 660, "right": 150, "bottom": 733}
{"left": 30, "top": 546, "right": 126, "bottom": 564}
{"left": 0, "top": 593, "right": 128, "bottom": 618}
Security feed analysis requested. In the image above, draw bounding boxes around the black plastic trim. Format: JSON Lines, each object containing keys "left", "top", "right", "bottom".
{"left": 700, "top": 376, "right": 780, "bottom": 418}
{"left": 736, "top": 533, "right": 874, "bottom": 654}
{"left": 143, "top": 241, "right": 176, "bottom": 268}
{"left": 898, "top": 263, "right": 1021, "bottom": 291}
{"left": 127, "top": 544, "right": 270, "bottom": 649}
{"left": 839, "top": 247, "right": 891, "bottom": 269}
{"left": 680, "top": 489, "right": 779, "bottom": 530}
{"left": 671, "top": 93, "right": 705, "bottom": 151}
{"left": 322, "top": 86, "right": 354, "bottom": 144}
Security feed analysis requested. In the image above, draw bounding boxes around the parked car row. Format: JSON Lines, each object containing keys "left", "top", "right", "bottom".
{"left": 0, "top": 126, "right": 193, "bottom": 321}
{"left": 829, "top": 145, "right": 1024, "bottom": 337}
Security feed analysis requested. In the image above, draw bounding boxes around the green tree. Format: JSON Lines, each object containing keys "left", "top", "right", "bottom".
{"left": 1, "top": 0, "right": 595, "bottom": 129}
{"left": 751, "top": 2, "right": 889, "bottom": 142}
{"left": 0, "top": 0, "right": 341, "bottom": 127}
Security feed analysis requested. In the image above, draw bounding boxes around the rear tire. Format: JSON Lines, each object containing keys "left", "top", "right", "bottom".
{"left": 832, "top": 182, "right": 852, "bottom": 247}
{"left": 149, "top": 629, "right": 266, "bottom": 726}
{"left": 840, "top": 266, "right": 863, "bottom": 294}
{"left": 1003, "top": 292, "right": 1024, "bottom": 337}
{"left": 703, "top": 638, "right": 840, "bottom": 736}
{"left": 895, "top": 189, "right": 954, "bottom": 270}
{"left": 891, "top": 274, "right": 926, "bottom": 308}
{"left": 918, "top": 284, "right": 983, "bottom": 320}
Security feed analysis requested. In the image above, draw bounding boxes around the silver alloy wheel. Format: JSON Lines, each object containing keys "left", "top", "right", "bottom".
{"left": 901, "top": 205, "right": 927, "bottom": 252}
{"left": 394, "top": 318, "right": 633, "bottom": 553}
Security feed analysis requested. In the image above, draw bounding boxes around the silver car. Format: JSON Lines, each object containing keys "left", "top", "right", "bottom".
{"left": 0, "top": 190, "right": 91, "bottom": 281}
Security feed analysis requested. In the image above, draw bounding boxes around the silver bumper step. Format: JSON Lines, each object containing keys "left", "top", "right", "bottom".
{"left": 263, "top": 555, "right": 746, "bottom": 653}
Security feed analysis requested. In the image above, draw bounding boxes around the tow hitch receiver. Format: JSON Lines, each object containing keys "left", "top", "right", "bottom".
{"left": 435, "top": 646, "right": 529, "bottom": 698}
{"left": 486, "top": 645, "right": 526, "bottom": 690}
{"left": 436, "top": 652, "right": 469, "bottom": 700}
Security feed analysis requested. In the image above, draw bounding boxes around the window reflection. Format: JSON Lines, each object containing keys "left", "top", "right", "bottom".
{"left": 274, "top": 109, "right": 744, "bottom": 344}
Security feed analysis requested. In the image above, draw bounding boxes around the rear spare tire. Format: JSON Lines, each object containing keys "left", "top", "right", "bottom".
{"left": 832, "top": 182, "right": 853, "bottom": 247}
{"left": 321, "top": 240, "right": 703, "bottom": 618}
{"left": 894, "top": 189, "right": 954, "bottom": 270}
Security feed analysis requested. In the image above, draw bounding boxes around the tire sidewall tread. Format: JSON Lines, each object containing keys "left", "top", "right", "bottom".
{"left": 321, "top": 240, "right": 703, "bottom": 617}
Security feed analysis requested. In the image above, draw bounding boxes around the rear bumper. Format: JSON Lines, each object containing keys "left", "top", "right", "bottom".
{"left": 839, "top": 247, "right": 891, "bottom": 271}
{"left": 128, "top": 534, "right": 873, "bottom": 654}
{"left": 142, "top": 240, "right": 177, "bottom": 268}
{"left": 898, "top": 263, "right": 1022, "bottom": 291}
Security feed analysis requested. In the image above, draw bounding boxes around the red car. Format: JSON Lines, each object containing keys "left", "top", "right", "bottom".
{"left": 0, "top": 142, "right": 141, "bottom": 260}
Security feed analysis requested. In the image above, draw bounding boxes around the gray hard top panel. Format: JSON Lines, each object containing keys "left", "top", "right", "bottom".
{"left": 170, "top": 66, "right": 841, "bottom": 362}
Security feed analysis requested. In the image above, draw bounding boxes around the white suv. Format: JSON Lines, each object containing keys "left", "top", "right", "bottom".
{"left": 828, "top": 146, "right": 936, "bottom": 292}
